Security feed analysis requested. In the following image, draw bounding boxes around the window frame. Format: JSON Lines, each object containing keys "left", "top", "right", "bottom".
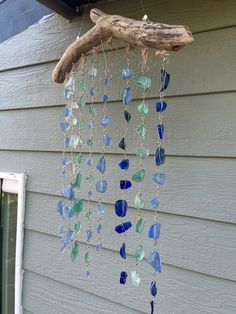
{"left": 0, "top": 172, "right": 27, "bottom": 314}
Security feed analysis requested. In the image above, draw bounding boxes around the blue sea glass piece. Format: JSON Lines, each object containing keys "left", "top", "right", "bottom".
{"left": 157, "top": 124, "right": 165, "bottom": 140}
{"left": 101, "top": 116, "right": 112, "bottom": 127}
{"left": 115, "top": 200, "right": 128, "bottom": 217}
{"left": 64, "top": 107, "right": 72, "bottom": 117}
{"left": 86, "top": 270, "right": 91, "bottom": 278}
{"left": 120, "top": 180, "right": 132, "bottom": 190}
{"left": 150, "top": 281, "right": 158, "bottom": 297}
{"left": 64, "top": 88, "right": 72, "bottom": 101}
{"left": 118, "top": 137, "right": 126, "bottom": 150}
{"left": 103, "top": 134, "right": 112, "bottom": 146}
{"left": 88, "top": 191, "right": 93, "bottom": 199}
{"left": 96, "top": 180, "right": 108, "bottom": 193}
{"left": 97, "top": 156, "right": 106, "bottom": 174}
{"left": 96, "top": 223, "right": 102, "bottom": 234}
{"left": 120, "top": 271, "right": 128, "bottom": 284}
{"left": 122, "top": 68, "right": 134, "bottom": 80}
{"left": 104, "top": 77, "right": 109, "bottom": 86}
{"left": 151, "top": 197, "right": 160, "bottom": 209}
{"left": 96, "top": 242, "right": 101, "bottom": 252}
{"left": 61, "top": 170, "right": 66, "bottom": 178}
{"left": 64, "top": 137, "right": 69, "bottom": 149}
{"left": 87, "top": 229, "right": 93, "bottom": 241}
{"left": 115, "top": 221, "right": 132, "bottom": 234}
{"left": 86, "top": 156, "right": 93, "bottom": 166}
{"left": 155, "top": 147, "right": 166, "bottom": 166}
{"left": 62, "top": 185, "right": 75, "bottom": 201}
{"left": 156, "top": 101, "right": 168, "bottom": 112}
{"left": 124, "top": 110, "right": 131, "bottom": 123}
{"left": 66, "top": 205, "right": 75, "bottom": 219}
{"left": 61, "top": 157, "right": 68, "bottom": 166}
{"left": 103, "top": 94, "right": 109, "bottom": 103}
{"left": 88, "top": 121, "right": 94, "bottom": 129}
{"left": 57, "top": 200, "right": 65, "bottom": 217}
{"left": 148, "top": 250, "right": 161, "bottom": 273}
{"left": 120, "top": 243, "right": 126, "bottom": 259}
{"left": 148, "top": 223, "right": 161, "bottom": 239}
{"left": 90, "top": 87, "right": 96, "bottom": 95}
{"left": 150, "top": 301, "right": 154, "bottom": 314}
{"left": 123, "top": 87, "right": 132, "bottom": 105}
{"left": 58, "top": 225, "right": 65, "bottom": 237}
{"left": 160, "top": 69, "right": 170, "bottom": 92}
{"left": 60, "top": 122, "right": 70, "bottom": 132}
{"left": 152, "top": 173, "right": 166, "bottom": 185}
{"left": 63, "top": 230, "right": 73, "bottom": 247}
{"left": 97, "top": 203, "right": 105, "bottom": 214}
{"left": 119, "top": 159, "right": 129, "bottom": 170}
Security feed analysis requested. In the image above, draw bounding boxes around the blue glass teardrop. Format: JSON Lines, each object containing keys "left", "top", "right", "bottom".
{"left": 152, "top": 173, "right": 166, "bottom": 185}
{"left": 96, "top": 180, "right": 107, "bottom": 193}
{"left": 118, "top": 137, "right": 126, "bottom": 150}
{"left": 115, "top": 199, "right": 128, "bottom": 217}
{"left": 155, "top": 147, "right": 166, "bottom": 166}
{"left": 157, "top": 124, "right": 165, "bottom": 140}
{"left": 101, "top": 116, "right": 112, "bottom": 127}
{"left": 57, "top": 200, "right": 65, "bottom": 217}
{"left": 150, "top": 281, "right": 158, "bottom": 297}
{"left": 148, "top": 223, "right": 161, "bottom": 239}
{"left": 120, "top": 243, "right": 126, "bottom": 259}
{"left": 120, "top": 180, "right": 132, "bottom": 190}
{"left": 115, "top": 221, "right": 132, "bottom": 234}
{"left": 123, "top": 87, "right": 132, "bottom": 105}
{"left": 103, "top": 134, "right": 112, "bottom": 146}
{"left": 96, "top": 156, "right": 106, "bottom": 174}
{"left": 156, "top": 101, "right": 168, "bottom": 112}
{"left": 97, "top": 203, "right": 105, "bottom": 214}
{"left": 66, "top": 205, "right": 75, "bottom": 219}
{"left": 103, "top": 94, "right": 109, "bottom": 103}
{"left": 160, "top": 69, "right": 170, "bottom": 92}
{"left": 119, "top": 159, "right": 129, "bottom": 170}
{"left": 151, "top": 197, "right": 160, "bottom": 209}
{"left": 122, "top": 68, "right": 134, "bottom": 80}
{"left": 90, "top": 86, "right": 96, "bottom": 95}
{"left": 96, "top": 223, "right": 102, "bottom": 234}
{"left": 150, "top": 301, "right": 154, "bottom": 314}
{"left": 104, "top": 77, "right": 109, "bottom": 86}
{"left": 86, "top": 157, "right": 93, "bottom": 166}
{"left": 63, "top": 230, "right": 73, "bottom": 247}
{"left": 87, "top": 229, "right": 93, "bottom": 241}
{"left": 148, "top": 250, "right": 161, "bottom": 273}
{"left": 120, "top": 271, "right": 128, "bottom": 284}
{"left": 124, "top": 110, "right": 131, "bottom": 123}
{"left": 64, "top": 137, "right": 70, "bottom": 149}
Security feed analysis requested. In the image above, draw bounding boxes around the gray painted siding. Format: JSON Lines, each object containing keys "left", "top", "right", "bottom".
{"left": 0, "top": 0, "right": 236, "bottom": 313}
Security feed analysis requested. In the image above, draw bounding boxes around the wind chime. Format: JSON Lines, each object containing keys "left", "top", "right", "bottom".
{"left": 55, "top": 8, "right": 193, "bottom": 314}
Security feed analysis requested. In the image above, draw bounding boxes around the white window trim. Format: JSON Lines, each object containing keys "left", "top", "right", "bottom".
{"left": 0, "top": 172, "right": 27, "bottom": 314}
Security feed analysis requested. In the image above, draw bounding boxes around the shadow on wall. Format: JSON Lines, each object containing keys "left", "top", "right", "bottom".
{"left": 0, "top": 0, "right": 52, "bottom": 43}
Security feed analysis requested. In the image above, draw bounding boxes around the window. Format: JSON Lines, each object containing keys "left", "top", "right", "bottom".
{"left": 0, "top": 173, "right": 27, "bottom": 314}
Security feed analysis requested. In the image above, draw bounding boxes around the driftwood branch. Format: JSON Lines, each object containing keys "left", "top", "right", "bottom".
{"left": 52, "top": 8, "right": 194, "bottom": 83}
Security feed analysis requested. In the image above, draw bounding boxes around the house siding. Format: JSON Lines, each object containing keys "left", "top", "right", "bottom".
{"left": 0, "top": 1, "right": 235, "bottom": 313}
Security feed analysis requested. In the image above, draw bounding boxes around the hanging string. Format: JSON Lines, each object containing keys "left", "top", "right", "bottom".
{"left": 148, "top": 50, "right": 170, "bottom": 314}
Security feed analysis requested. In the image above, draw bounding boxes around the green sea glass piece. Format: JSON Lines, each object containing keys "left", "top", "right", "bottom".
{"left": 74, "top": 221, "right": 82, "bottom": 235}
{"left": 73, "top": 199, "right": 84, "bottom": 216}
{"left": 134, "top": 194, "right": 145, "bottom": 209}
{"left": 77, "top": 155, "right": 82, "bottom": 165}
{"left": 132, "top": 169, "right": 145, "bottom": 183}
{"left": 135, "top": 218, "right": 144, "bottom": 233}
{"left": 134, "top": 245, "right": 145, "bottom": 261}
{"left": 78, "top": 81, "right": 86, "bottom": 91}
{"left": 84, "top": 252, "right": 89, "bottom": 264}
{"left": 86, "top": 175, "right": 94, "bottom": 183}
{"left": 85, "top": 210, "right": 92, "bottom": 221}
{"left": 71, "top": 241, "right": 79, "bottom": 262}
{"left": 78, "top": 98, "right": 86, "bottom": 109}
{"left": 78, "top": 120, "right": 85, "bottom": 130}
{"left": 131, "top": 271, "right": 141, "bottom": 287}
{"left": 89, "top": 105, "right": 97, "bottom": 116}
{"left": 87, "top": 139, "right": 93, "bottom": 146}
{"left": 135, "top": 76, "right": 152, "bottom": 89}
{"left": 137, "top": 102, "right": 149, "bottom": 116}
{"left": 73, "top": 173, "right": 82, "bottom": 188}
{"left": 136, "top": 147, "right": 149, "bottom": 159}
{"left": 136, "top": 124, "right": 146, "bottom": 139}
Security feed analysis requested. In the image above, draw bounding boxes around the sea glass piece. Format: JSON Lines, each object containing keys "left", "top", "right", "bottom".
{"left": 155, "top": 147, "right": 166, "bottom": 166}
{"left": 72, "top": 199, "right": 84, "bottom": 216}
{"left": 135, "top": 76, "right": 151, "bottom": 89}
{"left": 61, "top": 157, "right": 68, "bottom": 166}
{"left": 74, "top": 221, "right": 82, "bottom": 235}
{"left": 86, "top": 175, "right": 94, "bottom": 184}
{"left": 88, "top": 121, "right": 94, "bottom": 129}
{"left": 77, "top": 120, "right": 84, "bottom": 130}
{"left": 115, "top": 221, "right": 132, "bottom": 234}
{"left": 136, "top": 124, "right": 146, "bottom": 139}
{"left": 66, "top": 205, "right": 75, "bottom": 219}
{"left": 123, "top": 87, "right": 132, "bottom": 105}
{"left": 152, "top": 173, "right": 166, "bottom": 185}
{"left": 124, "top": 110, "right": 131, "bottom": 123}
{"left": 103, "top": 94, "right": 109, "bottom": 103}
{"left": 150, "top": 281, "right": 158, "bottom": 297}
{"left": 96, "top": 156, "right": 106, "bottom": 174}
{"left": 86, "top": 270, "right": 91, "bottom": 278}
{"left": 160, "top": 69, "right": 170, "bottom": 92}
{"left": 64, "top": 137, "right": 69, "bottom": 149}
{"left": 148, "top": 223, "right": 161, "bottom": 239}
{"left": 119, "top": 159, "right": 129, "bottom": 170}
{"left": 60, "top": 122, "right": 70, "bottom": 132}
{"left": 57, "top": 200, "right": 65, "bottom": 217}
{"left": 134, "top": 245, "right": 145, "bottom": 261}
{"left": 137, "top": 102, "right": 149, "bottom": 116}
{"left": 88, "top": 67, "right": 97, "bottom": 77}
{"left": 134, "top": 194, "right": 144, "bottom": 209}
{"left": 89, "top": 105, "right": 97, "bottom": 116}
{"left": 118, "top": 137, "right": 126, "bottom": 150}
{"left": 96, "top": 242, "right": 102, "bottom": 252}
{"left": 70, "top": 241, "right": 79, "bottom": 262}
{"left": 88, "top": 191, "right": 93, "bottom": 199}
{"left": 132, "top": 169, "right": 145, "bottom": 182}
{"left": 96, "top": 223, "right": 102, "bottom": 234}
{"left": 122, "top": 68, "right": 134, "bottom": 80}
{"left": 97, "top": 203, "right": 105, "bottom": 214}
{"left": 104, "top": 77, "right": 109, "bottom": 86}
{"left": 87, "top": 229, "right": 93, "bottom": 241}
{"left": 96, "top": 180, "right": 108, "bottom": 193}
{"left": 131, "top": 271, "right": 141, "bottom": 287}
{"left": 78, "top": 81, "right": 86, "bottom": 91}
{"left": 73, "top": 173, "right": 82, "bottom": 188}
{"left": 151, "top": 197, "right": 160, "bottom": 209}
{"left": 78, "top": 98, "right": 86, "bottom": 109}
{"left": 156, "top": 101, "right": 168, "bottom": 112}
{"left": 84, "top": 252, "right": 89, "bottom": 264}
{"left": 63, "top": 185, "right": 75, "bottom": 201}
{"left": 135, "top": 218, "right": 144, "bottom": 233}
{"left": 120, "top": 180, "right": 132, "bottom": 190}
{"left": 120, "top": 271, "right": 128, "bottom": 284}
{"left": 63, "top": 230, "right": 73, "bottom": 248}
{"left": 150, "top": 301, "right": 154, "bottom": 314}
{"left": 69, "top": 135, "right": 79, "bottom": 149}
{"left": 103, "top": 134, "right": 112, "bottom": 146}
{"left": 87, "top": 139, "right": 93, "bottom": 147}
{"left": 101, "top": 116, "right": 112, "bottom": 127}
{"left": 85, "top": 210, "right": 92, "bottom": 221}
{"left": 157, "top": 124, "right": 165, "bottom": 140}
{"left": 86, "top": 157, "right": 93, "bottom": 166}
{"left": 64, "top": 107, "right": 72, "bottom": 118}
{"left": 148, "top": 250, "right": 161, "bottom": 273}
{"left": 77, "top": 155, "right": 82, "bottom": 165}
{"left": 120, "top": 243, "right": 126, "bottom": 259}
{"left": 115, "top": 200, "right": 128, "bottom": 217}
{"left": 136, "top": 147, "right": 149, "bottom": 158}
{"left": 90, "top": 86, "right": 96, "bottom": 96}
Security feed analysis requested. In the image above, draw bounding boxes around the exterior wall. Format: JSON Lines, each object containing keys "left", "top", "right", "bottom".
{"left": 0, "top": 0, "right": 235, "bottom": 313}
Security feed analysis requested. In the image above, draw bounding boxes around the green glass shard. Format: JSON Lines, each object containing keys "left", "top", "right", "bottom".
{"left": 136, "top": 124, "right": 146, "bottom": 139}
{"left": 131, "top": 271, "right": 141, "bottom": 287}
{"left": 132, "top": 169, "right": 145, "bottom": 183}
{"left": 73, "top": 173, "right": 82, "bottom": 188}
{"left": 78, "top": 98, "right": 86, "bottom": 109}
{"left": 78, "top": 120, "right": 85, "bottom": 130}
{"left": 78, "top": 81, "right": 86, "bottom": 91}
{"left": 135, "top": 76, "right": 152, "bottom": 89}
{"left": 77, "top": 155, "right": 82, "bottom": 165}
{"left": 135, "top": 218, "right": 144, "bottom": 233}
{"left": 89, "top": 105, "right": 97, "bottom": 116}
{"left": 85, "top": 210, "right": 92, "bottom": 221}
{"left": 136, "top": 147, "right": 149, "bottom": 159}
{"left": 74, "top": 221, "right": 82, "bottom": 235}
{"left": 134, "top": 245, "right": 145, "bottom": 261}
{"left": 84, "top": 251, "right": 89, "bottom": 264}
{"left": 87, "top": 139, "right": 93, "bottom": 146}
{"left": 72, "top": 199, "right": 84, "bottom": 216}
{"left": 134, "top": 194, "right": 145, "bottom": 209}
{"left": 86, "top": 175, "right": 94, "bottom": 183}
{"left": 71, "top": 241, "right": 79, "bottom": 262}
{"left": 137, "top": 102, "right": 149, "bottom": 116}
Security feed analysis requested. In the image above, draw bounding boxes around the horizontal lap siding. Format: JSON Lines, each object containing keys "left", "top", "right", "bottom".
{"left": 0, "top": 0, "right": 235, "bottom": 313}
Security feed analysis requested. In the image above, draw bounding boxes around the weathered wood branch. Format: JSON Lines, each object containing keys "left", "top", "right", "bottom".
{"left": 52, "top": 8, "right": 194, "bottom": 83}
